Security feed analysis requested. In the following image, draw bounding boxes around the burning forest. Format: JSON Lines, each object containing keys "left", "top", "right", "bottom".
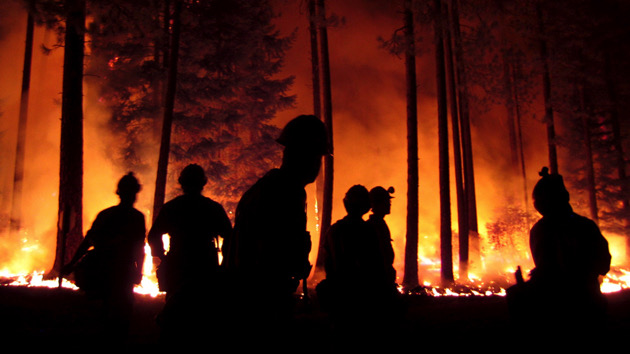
{"left": 1, "top": 0, "right": 630, "bottom": 302}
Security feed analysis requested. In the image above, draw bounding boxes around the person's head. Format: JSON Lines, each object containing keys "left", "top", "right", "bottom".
{"left": 343, "top": 185, "right": 371, "bottom": 217}
{"left": 277, "top": 115, "right": 330, "bottom": 186}
{"left": 369, "top": 186, "right": 394, "bottom": 217}
{"left": 178, "top": 164, "right": 207, "bottom": 195}
{"left": 117, "top": 172, "right": 141, "bottom": 205}
{"left": 532, "top": 167, "right": 570, "bottom": 216}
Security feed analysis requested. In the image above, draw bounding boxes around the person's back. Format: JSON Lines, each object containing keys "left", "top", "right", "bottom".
{"left": 89, "top": 204, "right": 145, "bottom": 287}
{"left": 226, "top": 168, "right": 309, "bottom": 287}
{"left": 148, "top": 164, "right": 232, "bottom": 294}
{"left": 147, "top": 164, "right": 232, "bottom": 343}
{"left": 508, "top": 167, "right": 611, "bottom": 338}
{"left": 63, "top": 172, "right": 146, "bottom": 342}
{"left": 153, "top": 193, "right": 230, "bottom": 277}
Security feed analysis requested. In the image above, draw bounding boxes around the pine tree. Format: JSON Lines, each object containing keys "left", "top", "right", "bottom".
{"left": 52, "top": 0, "right": 86, "bottom": 276}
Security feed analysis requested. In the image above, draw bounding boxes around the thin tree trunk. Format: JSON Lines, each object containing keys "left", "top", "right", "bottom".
{"left": 503, "top": 51, "right": 520, "bottom": 177}
{"left": 317, "top": 0, "right": 334, "bottom": 254}
{"left": 153, "top": 0, "right": 181, "bottom": 221}
{"left": 604, "top": 52, "right": 630, "bottom": 257}
{"left": 451, "top": 0, "right": 479, "bottom": 269}
{"left": 443, "top": 0, "right": 467, "bottom": 280}
{"left": 512, "top": 56, "right": 529, "bottom": 216}
{"left": 536, "top": 2, "right": 558, "bottom": 174}
{"left": 579, "top": 84, "right": 598, "bottom": 223}
{"left": 435, "top": 0, "right": 453, "bottom": 285}
{"left": 52, "top": 0, "right": 86, "bottom": 276}
{"left": 10, "top": 6, "right": 35, "bottom": 234}
{"left": 310, "top": 0, "right": 327, "bottom": 274}
{"left": 402, "top": 0, "right": 419, "bottom": 290}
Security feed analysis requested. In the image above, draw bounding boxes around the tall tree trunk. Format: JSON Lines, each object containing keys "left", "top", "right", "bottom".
{"left": 317, "top": 0, "right": 334, "bottom": 255}
{"left": 310, "top": 0, "right": 327, "bottom": 274}
{"left": 443, "top": 0, "right": 467, "bottom": 280}
{"left": 402, "top": 0, "right": 420, "bottom": 291}
{"left": 536, "top": 2, "right": 558, "bottom": 174}
{"left": 512, "top": 56, "right": 529, "bottom": 216}
{"left": 604, "top": 52, "right": 630, "bottom": 257}
{"left": 503, "top": 51, "right": 520, "bottom": 179}
{"left": 435, "top": 0, "right": 453, "bottom": 285}
{"left": 52, "top": 0, "right": 86, "bottom": 276}
{"left": 450, "top": 0, "right": 479, "bottom": 269}
{"left": 579, "top": 84, "right": 598, "bottom": 223}
{"left": 10, "top": 5, "right": 35, "bottom": 234}
{"left": 153, "top": 0, "right": 181, "bottom": 221}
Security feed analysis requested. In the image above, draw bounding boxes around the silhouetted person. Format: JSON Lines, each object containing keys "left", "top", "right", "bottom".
{"left": 63, "top": 172, "right": 146, "bottom": 342}
{"left": 222, "top": 115, "right": 328, "bottom": 341}
{"left": 367, "top": 186, "right": 397, "bottom": 291}
{"left": 508, "top": 167, "right": 611, "bottom": 340}
{"left": 148, "top": 163, "right": 232, "bottom": 343}
{"left": 320, "top": 185, "right": 382, "bottom": 327}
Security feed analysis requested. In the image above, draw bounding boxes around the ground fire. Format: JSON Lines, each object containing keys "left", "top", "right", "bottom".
{"left": 1, "top": 0, "right": 630, "bottom": 304}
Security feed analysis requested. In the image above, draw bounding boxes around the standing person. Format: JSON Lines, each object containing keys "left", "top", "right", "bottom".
{"left": 508, "top": 167, "right": 611, "bottom": 339}
{"left": 367, "top": 186, "right": 397, "bottom": 290}
{"left": 222, "top": 115, "right": 329, "bottom": 340}
{"left": 63, "top": 172, "right": 146, "bottom": 343}
{"left": 320, "top": 185, "right": 380, "bottom": 327}
{"left": 148, "top": 163, "right": 232, "bottom": 342}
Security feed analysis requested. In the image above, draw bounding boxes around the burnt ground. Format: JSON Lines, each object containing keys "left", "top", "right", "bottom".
{"left": 1, "top": 285, "right": 630, "bottom": 349}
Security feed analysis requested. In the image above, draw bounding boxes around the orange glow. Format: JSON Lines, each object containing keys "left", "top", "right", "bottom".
{"left": 1, "top": 1, "right": 628, "bottom": 299}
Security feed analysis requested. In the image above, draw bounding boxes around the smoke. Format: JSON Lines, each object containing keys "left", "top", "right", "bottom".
{"left": 0, "top": 1, "right": 140, "bottom": 274}
{"left": 271, "top": 0, "right": 553, "bottom": 284}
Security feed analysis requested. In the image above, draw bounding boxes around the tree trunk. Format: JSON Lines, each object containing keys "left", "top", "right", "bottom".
{"left": 153, "top": 0, "right": 181, "bottom": 221}
{"left": 435, "top": 0, "right": 453, "bottom": 285}
{"left": 450, "top": 0, "right": 479, "bottom": 270}
{"left": 443, "top": 0, "right": 467, "bottom": 280}
{"left": 402, "top": 0, "right": 420, "bottom": 291}
{"left": 604, "top": 52, "right": 630, "bottom": 257}
{"left": 52, "top": 0, "right": 86, "bottom": 276}
{"left": 579, "top": 84, "right": 598, "bottom": 223}
{"left": 309, "top": 0, "right": 327, "bottom": 274}
{"left": 10, "top": 6, "right": 35, "bottom": 235}
{"left": 536, "top": 2, "right": 558, "bottom": 174}
{"left": 512, "top": 56, "right": 530, "bottom": 216}
{"left": 317, "top": 0, "right": 334, "bottom": 256}
{"left": 503, "top": 51, "right": 520, "bottom": 178}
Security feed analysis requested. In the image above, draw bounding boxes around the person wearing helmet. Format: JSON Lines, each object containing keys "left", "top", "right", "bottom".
{"left": 322, "top": 185, "right": 376, "bottom": 287}
{"left": 367, "top": 186, "right": 397, "bottom": 289}
{"left": 222, "top": 115, "right": 329, "bottom": 335}
{"left": 62, "top": 172, "right": 146, "bottom": 342}
{"left": 509, "top": 167, "right": 611, "bottom": 338}
{"left": 319, "top": 185, "right": 379, "bottom": 321}
{"left": 148, "top": 164, "right": 232, "bottom": 341}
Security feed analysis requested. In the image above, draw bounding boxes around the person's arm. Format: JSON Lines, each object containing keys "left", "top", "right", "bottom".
{"left": 147, "top": 210, "right": 167, "bottom": 261}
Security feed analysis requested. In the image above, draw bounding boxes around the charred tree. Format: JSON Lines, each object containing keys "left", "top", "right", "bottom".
{"left": 434, "top": 0, "right": 454, "bottom": 285}
{"left": 536, "top": 2, "right": 558, "bottom": 175}
{"left": 52, "top": 0, "right": 86, "bottom": 276}
{"left": 152, "top": 0, "right": 181, "bottom": 221}
{"left": 443, "top": 0, "right": 468, "bottom": 280}
{"left": 450, "top": 0, "right": 479, "bottom": 269}
{"left": 317, "top": 0, "right": 334, "bottom": 255}
{"left": 578, "top": 84, "right": 598, "bottom": 223}
{"left": 604, "top": 52, "right": 630, "bottom": 256}
{"left": 402, "top": 0, "right": 420, "bottom": 290}
{"left": 10, "top": 3, "right": 35, "bottom": 234}
{"left": 310, "top": 0, "right": 327, "bottom": 274}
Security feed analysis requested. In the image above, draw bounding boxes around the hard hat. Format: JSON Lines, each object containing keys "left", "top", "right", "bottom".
{"left": 117, "top": 172, "right": 141, "bottom": 196}
{"left": 532, "top": 167, "right": 569, "bottom": 203}
{"left": 369, "top": 186, "right": 395, "bottom": 202}
{"left": 276, "top": 115, "right": 330, "bottom": 155}
{"left": 178, "top": 164, "right": 208, "bottom": 190}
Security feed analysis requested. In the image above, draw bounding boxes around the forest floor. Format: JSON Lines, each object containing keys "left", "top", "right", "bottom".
{"left": 1, "top": 285, "right": 629, "bottom": 350}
